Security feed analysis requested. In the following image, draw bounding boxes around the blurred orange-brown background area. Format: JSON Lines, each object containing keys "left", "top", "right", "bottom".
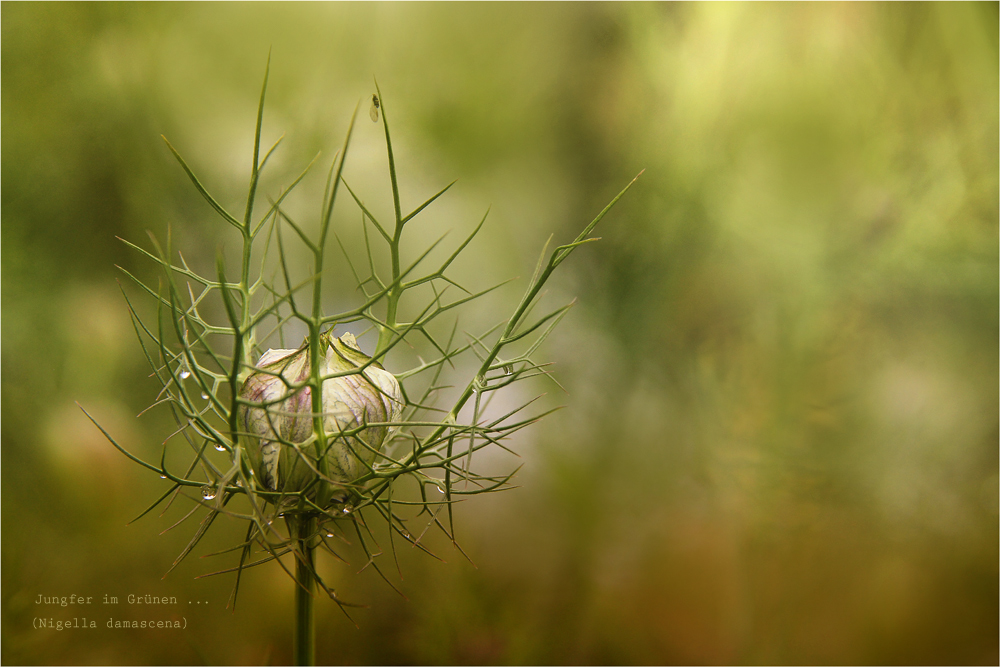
{"left": 2, "top": 3, "right": 997, "bottom": 665}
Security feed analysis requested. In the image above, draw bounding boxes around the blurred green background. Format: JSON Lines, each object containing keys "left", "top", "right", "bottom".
{"left": 3, "top": 2, "right": 997, "bottom": 665}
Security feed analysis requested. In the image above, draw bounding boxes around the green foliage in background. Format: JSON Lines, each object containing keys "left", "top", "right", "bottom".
{"left": 3, "top": 3, "right": 997, "bottom": 665}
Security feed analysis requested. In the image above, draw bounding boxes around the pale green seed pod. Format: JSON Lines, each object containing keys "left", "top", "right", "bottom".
{"left": 237, "top": 332, "right": 402, "bottom": 505}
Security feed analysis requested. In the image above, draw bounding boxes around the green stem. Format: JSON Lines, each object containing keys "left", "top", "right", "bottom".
{"left": 292, "top": 514, "right": 316, "bottom": 666}
{"left": 375, "top": 81, "right": 403, "bottom": 357}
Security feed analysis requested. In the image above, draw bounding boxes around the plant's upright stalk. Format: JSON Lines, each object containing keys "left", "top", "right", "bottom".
{"left": 379, "top": 237, "right": 402, "bottom": 355}
{"left": 291, "top": 514, "right": 316, "bottom": 666}
{"left": 238, "top": 53, "right": 271, "bottom": 370}
{"left": 307, "top": 107, "right": 358, "bottom": 510}
{"left": 376, "top": 81, "right": 404, "bottom": 356}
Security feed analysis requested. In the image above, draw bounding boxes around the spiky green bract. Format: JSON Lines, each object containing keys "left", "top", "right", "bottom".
{"left": 85, "top": 62, "right": 639, "bottom": 657}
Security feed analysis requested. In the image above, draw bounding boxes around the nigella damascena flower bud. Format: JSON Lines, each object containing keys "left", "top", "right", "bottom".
{"left": 237, "top": 332, "right": 402, "bottom": 505}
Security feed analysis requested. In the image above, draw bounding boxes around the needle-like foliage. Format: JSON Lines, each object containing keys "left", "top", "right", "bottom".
{"left": 84, "top": 59, "right": 639, "bottom": 652}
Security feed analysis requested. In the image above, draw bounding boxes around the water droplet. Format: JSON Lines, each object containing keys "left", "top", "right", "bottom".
{"left": 402, "top": 532, "right": 411, "bottom": 540}
{"left": 160, "top": 474, "right": 167, "bottom": 479}
{"left": 179, "top": 370, "right": 191, "bottom": 380}
{"left": 504, "top": 364, "right": 513, "bottom": 376}
{"left": 436, "top": 486, "right": 443, "bottom": 494}
{"left": 214, "top": 444, "right": 226, "bottom": 452}
{"left": 326, "top": 532, "right": 334, "bottom": 538}
{"left": 200, "top": 485, "right": 217, "bottom": 500}
{"left": 341, "top": 507, "right": 351, "bottom": 515}
{"left": 201, "top": 392, "right": 209, "bottom": 400}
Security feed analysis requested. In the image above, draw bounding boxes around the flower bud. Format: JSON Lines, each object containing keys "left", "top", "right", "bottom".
{"left": 238, "top": 332, "right": 402, "bottom": 505}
